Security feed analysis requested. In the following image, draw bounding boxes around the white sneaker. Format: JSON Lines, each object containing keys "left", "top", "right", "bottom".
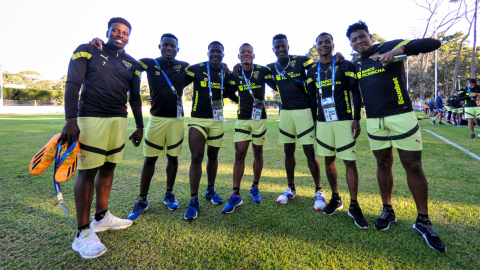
{"left": 314, "top": 191, "right": 327, "bottom": 210}
{"left": 276, "top": 188, "right": 296, "bottom": 204}
{"left": 71, "top": 228, "right": 107, "bottom": 259}
{"left": 90, "top": 210, "right": 133, "bottom": 232}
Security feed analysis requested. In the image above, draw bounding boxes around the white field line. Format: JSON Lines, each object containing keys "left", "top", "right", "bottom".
{"left": 424, "top": 129, "right": 480, "bottom": 161}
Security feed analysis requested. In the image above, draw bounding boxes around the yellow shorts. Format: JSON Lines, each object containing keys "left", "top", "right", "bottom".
{"left": 445, "top": 106, "right": 451, "bottom": 112}
{"left": 144, "top": 116, "right": 184, "bottom": 157}
{"left": 234, "top": 119, "right": 267, "bottom": 145}
{"left": 367, "top": 111, "right": 422, "bottom": 151}
{"left": 316, "top": 121, "right": 356, "bottom": 161}
{"left": 464, "top": 107, "right": 480, "bottom": 119}
{"left": 77, "top": 117, "right": 127, "bottom": 170}
{"left": 279, "top": 109, "right": 315, "bottom": 145}
{"left": 188, "top": 117, "right": 224, "bottom": 148}
{"left": 452, "top": 108, "right": 463, "bottom": 114}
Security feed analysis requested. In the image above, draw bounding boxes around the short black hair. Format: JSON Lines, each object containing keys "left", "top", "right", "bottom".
{"left": 239, "top": 43, "right": 254, "bottom": 52}
{"left": 108, "top": 17, "right": 132, "bottom": 31}
{"left": 272, "top": 34, "right": 288, "bottom": 45}
{"left": 208, "top": 41, "right": 224, "bottom": 51}
{"left": 346, "top": 21, "right": 369, "bottom": 40}
{"left": 469, "top": 78, "right": 477, "bottom": 84}
{"left": 316, "top": 32, "right": 334, "bottom": 43}
{"left": 161, "top": 33, "right": 178, "bottom": 44}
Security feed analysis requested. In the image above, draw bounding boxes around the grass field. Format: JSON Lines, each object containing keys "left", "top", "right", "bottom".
{"left": 1, "top": 110, "right": 479, "bottom": 269}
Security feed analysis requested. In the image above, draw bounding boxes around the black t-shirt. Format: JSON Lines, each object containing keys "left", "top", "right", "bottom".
{"left": 446, "top": 95, "right": 454, "bottom": 106}
{"left": 138, "top": 57, "right": 190, "bottom": 118}
{"left": 185, "top": 62, "right": 238, "bottom": 118}
{"left": 458, "top": 86, "right": 480, "bottom": 107}
{"left": 229, "top": 65, "right": 276, "bottom": 120}
{"left": 306, "top": 60, "right": 361, "bottom": 122}
{"left": 267, "top": 55, "right": 314, "bottom": 110}
{"left": 352, "top": 39, "right": 441, "bottom": 118}
{"left": 450, "top": 95, "right": 462, "bottom": 108}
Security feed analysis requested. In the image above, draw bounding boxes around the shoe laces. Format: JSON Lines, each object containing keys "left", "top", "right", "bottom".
{"left": 228, "top": 194, "right": 238, "bottom": 204}
{"left": 420, "top": 223, "right": 438, "bottom": 237}
{"left": 79, "top": 230, "right": 100, "bottom": 248}
{"left": 133, "top": 200, "right": 147, "bottom": 212}
{"left": 314, "top": 193, "right": 325, "bottom": 202}
{"left": 189, "top": 198, "right": 199, "bottom": 208}
{"left": 379, "top": 210, "right": 392, "bottom": 220}
{"left": 250, "top": 188, "right": 259, "bottom": 196}
{"left": 165, "top": 193, "right": 175, "bottom": 203}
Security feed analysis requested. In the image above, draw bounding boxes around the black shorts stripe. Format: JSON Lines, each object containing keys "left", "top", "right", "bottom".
{"left": 145, "top": 139, "right": 164, "bottom": 150}
{"left": 188, "top": 124, "right": 208, "bottom": 134}
{"left": 208, "top": 133, "right": 224, "bottom": 141}
{"left": 336, "top": 141, "right": 356, "bottom": 153}
{"left": 297, "top": 126, "right": 315, "bottom": 138}
{"left": 167, "top": 138, "right": 184, "bottom": 150}
{"left": 316, "top": 138, "right": 335, "bottom": 151}
{"left": 80, "top": 143, "right": 125, "bottom": 156}
{"left": 279, "top": 128, "right": 295, "bottom": 139}
{"left": 235, "top": 128, "right": 251, "bottom": 135}
{"left": 252, "top": 129, "right": 267, "bottom": 138}
{"left": 465, "top": 111, "right": 474, "bottom": 116}
{"left": 368, "top": 124, "right": 420, "bottom": 142}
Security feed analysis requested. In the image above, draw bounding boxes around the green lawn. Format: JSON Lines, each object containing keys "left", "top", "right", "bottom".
{"left": 1, "top": 111, "right": 479, "bottom": 269}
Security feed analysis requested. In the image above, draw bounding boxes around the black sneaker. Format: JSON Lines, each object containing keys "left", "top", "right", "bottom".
{"left": 374, "top": 208, "right": 397, "bottom": 230}
{"left": 348, "top": 204, "right": 369, "bottom": 229}
{"left": 322, "top": 197, "right": 343, "bottom": 215}
{"left": 413, "top": 222, "right": 447, "bottom": 253}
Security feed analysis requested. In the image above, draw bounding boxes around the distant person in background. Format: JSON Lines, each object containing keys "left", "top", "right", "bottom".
{"left": 428, "top": 99, "right": 435, "bottom": 118}
{"left": 424, "top": 102, "right": 429, "bottom": 115}
{"left": 431, "top": 91, "right": 444, "bottom": 125}
{"left": 450, "top": 90, "right": 462, "bottom": 126}
{"left": 278, "top": 100, "right": 282, "bottom": 114}
{"left": 458, "top": 79, "right": 480, "bottom": 139}
{"left": 445, "top": 93, "right": 454, "bottom": 124}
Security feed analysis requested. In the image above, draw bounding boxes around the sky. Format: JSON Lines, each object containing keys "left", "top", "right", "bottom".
{"left": 0, "top": 0, "right": 475, "bottom": 85}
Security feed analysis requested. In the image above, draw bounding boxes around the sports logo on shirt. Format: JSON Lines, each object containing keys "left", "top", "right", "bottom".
{"left": 155, "top": 71, "right": 161, "bottom": 75}
{"left": 123, "top": 60, "right": 132, "bottom": 70}
{"left": 174, "top": 65, "right": 182, "bottom": 73}
{"left": 289, "top": 60, "right": 296, "bottom": 68}
{"left": 100, "top": 55, "right": 109, "bottom": 61}
{"left": 253, "top": 71, "right": 259, "bottom": 79}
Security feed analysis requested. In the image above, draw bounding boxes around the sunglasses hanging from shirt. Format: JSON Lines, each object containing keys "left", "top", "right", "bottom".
{"left": 153, "top": 59, "right": 183, "bottom": 119}
{"left": 317, "top": 57, "right": 338, "bottom": 122}
{"left": 207, "top": 61, "right": 224, "bottom": 122}
{"left": 242, "top": 67, "right": 263, "bottom": 121}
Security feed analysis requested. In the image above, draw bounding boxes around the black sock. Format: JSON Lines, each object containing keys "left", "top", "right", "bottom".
{"left": 233, "top": 187, "right": 240, "bottom": 195}
{"left": 332, "top": 193, "right": 340, "bottom": 199}
{"left": 383, "top": 204, "right": 393, "bottom": 212}
{"left": 139, "top": 194, "right": 148, "bottom": 201}
{"left": 94, "top": 209, "right": 108, "bottom": 222}
{"left": 165, "top": 189, "right": 173, "bottom": 195}
{"left": 207, "top": 185, "right": 214, "bottom": 191}
{"left": 76, "top": 224, "right": 90, "bottom": 237}
{"left": 350, "top": 200, "right": 358, "bottom": 206}
{"left": 191, "top": 193, "right": 198, "bottom": 199}
{"left": 288, "top": 184, "right": 295, "bottom": 191}
{"left": 252, "top": 181, "right": 259, "bottom": 188}
{"left": 315, "top": 186, "right": 322, "bottom": 193}
{"left": 417, "top": 213, "right": 430, "bottom": 224}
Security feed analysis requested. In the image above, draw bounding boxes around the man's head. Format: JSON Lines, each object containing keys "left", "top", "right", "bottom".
{"left": 347, "top": 21, "right": 373, "bottom": 56}
{"left": 272, "top": 34, "right": 289, "bottom": 61}
{"left": 238, "top": 43, "right": 255, "bottom": 65}
{"left": 159, "top": 33, "right": 179, "bottom": 60}
{"left": 106, "top": 17, "right": 131, "bottom": 50}
{"left": 207, "top": 41, "right": 224, "bottom": 66}
{"left": 438, "top": 91, "right": 444, "bottom": 97}
{"left": 468, "top": 78, "right": 477, "bottom": 88}
{"left": 316, "top": 33, "right": 334, "bottom": 57}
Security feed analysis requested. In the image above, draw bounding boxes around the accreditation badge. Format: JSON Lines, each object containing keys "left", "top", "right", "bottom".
{"left": 321, "top": 97, "right": 338, "bottom": 122}
{"left": 177, "top": 96, "right": 183, "bottom": 119}
{"left": 251, "top": 99, "right": 263, "bottom": 121}
{"left": 211, "top": 100, "right": 224, "bottom": 122}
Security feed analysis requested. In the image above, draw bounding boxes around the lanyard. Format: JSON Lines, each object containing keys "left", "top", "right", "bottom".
{"left": 153, "top": 58, "right": 177, "bottom": 96}
{"left": 467, "top": 86, "right": 473, "bottom": 95}
{"left": 206, "top": 61, "right": 223, "bottom": 99}
{"left": 317, "top": 57, "right": 335, "bottom": 96}
{"left": 274, "top": 60, "right": 305, "bottom": 84}
{"left": 241, "top": 67, "right": 255, "bottom": 98}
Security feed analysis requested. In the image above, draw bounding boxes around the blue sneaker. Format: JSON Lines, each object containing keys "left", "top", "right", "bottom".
{"left": 222, "top": 194, "right": 243, "bottom": 214}
{"left": 470, "top": 133, "right": 475, "bottom": 139}
{"left": 205, "top": 188, "right": 223, "bottom": 205}
{"left": 127, "top": 200, "right": 148, "bottom": 221}
{"left": 184, "top": 198, "right": 199, "bottom": 220}
{"left": 453, "top": 122, "right": 457, "bottom": 126}
{"left": 431, "top": 121, "right": 436, "bottom": 125}
{"left": 163, "top": 193, "right": 179, "bottom": 210}
{"left": 249, "top": 187, "right": 262, "bottom": 203}
{"left": 458, "top": 124, "right": 462, "bottom": 127}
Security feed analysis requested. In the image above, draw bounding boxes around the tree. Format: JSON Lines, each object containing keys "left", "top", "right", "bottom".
{"left": 183, "top": 84, "right": 194, "bottom": 101}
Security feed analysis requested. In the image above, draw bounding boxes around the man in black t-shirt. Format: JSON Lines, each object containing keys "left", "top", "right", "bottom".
{"left": 347, "top": 21, "right": 446, "bottom": 253}
{"left": 306, "top": 33, "right": 367, "bottom": 229}
{"left": 458, "top": 79, "right": 480, "bottom": 138}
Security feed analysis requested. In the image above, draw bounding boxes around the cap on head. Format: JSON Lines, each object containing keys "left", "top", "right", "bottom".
{"left": 108, "top": 17, "right": 132, "bottom": 31}
{"left": 346, "top": 21, "right": 369, "bottom": 40}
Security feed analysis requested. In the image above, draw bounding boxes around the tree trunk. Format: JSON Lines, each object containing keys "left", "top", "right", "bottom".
{"left": 471, "top": 0, "right": 478, "bottom": 79}
{"left": 451, "top": 38, "right": 468, "bottom": 95}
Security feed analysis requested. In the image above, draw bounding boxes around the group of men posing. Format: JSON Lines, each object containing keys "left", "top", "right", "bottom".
{"left": 60, "top": 17, "right": 447, "bottom": 259}
{"left": 429, "top": 83, "right": 480, "bottom": 139}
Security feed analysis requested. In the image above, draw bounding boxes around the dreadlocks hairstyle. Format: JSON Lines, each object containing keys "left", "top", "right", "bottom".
{"left": 346, "top": 21, "right": 369, "bottom": 40}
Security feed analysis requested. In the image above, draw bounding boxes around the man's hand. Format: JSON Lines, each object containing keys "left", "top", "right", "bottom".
{"left": 129, "top": 128, "right": 144, "bottom": 147}
{"left": 370, "top": 47, "right": 404, "bottom": 66}
{"left": 351, "top": 119, "right": 361, "bottom": 139}
{"left": 221, "top": 63, "right": 230, "bottom": 74}
{"left": 89, "top": 37, "right": 104, "bottom": 50}
{"left": 61, "top": 118, "right": 80, "bottom": 145}
{"left": 334, "top": 52, "right": 345, "bottom": 64}
{"left": 232, "top": 63, "right": 242, "bottom": 76}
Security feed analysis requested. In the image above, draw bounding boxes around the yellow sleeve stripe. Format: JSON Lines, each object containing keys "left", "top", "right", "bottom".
{"left": 345, "top": 71, "right": 357, "bottom": 79}
{"left": 306, "top": 77, "right": 313, "bottom": 85}
{"left": 137, "top": 60, "right": 148, "bottom": 70}
{"left": 135, "top": 70, "right": 141, "bottom": 77}
{"left": 264, "top": 74, "right": 272, "bottom": 79}
{"left": 303, "top": 59, "right": 314, "bottom": 67}
{"left": 72, "top": 51, "right": 92, "bottom": 60}
{"left": 392, "top": 40, "right": 411, "bottom": 51}
{"left": 265, "top": 66, "right": 271, "bottom": 71}
{"left": 185, "top": 66, "right": 195, "bottom": 77}
{"left": 229, "top": 81, "right": 236, "bottom": 85}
